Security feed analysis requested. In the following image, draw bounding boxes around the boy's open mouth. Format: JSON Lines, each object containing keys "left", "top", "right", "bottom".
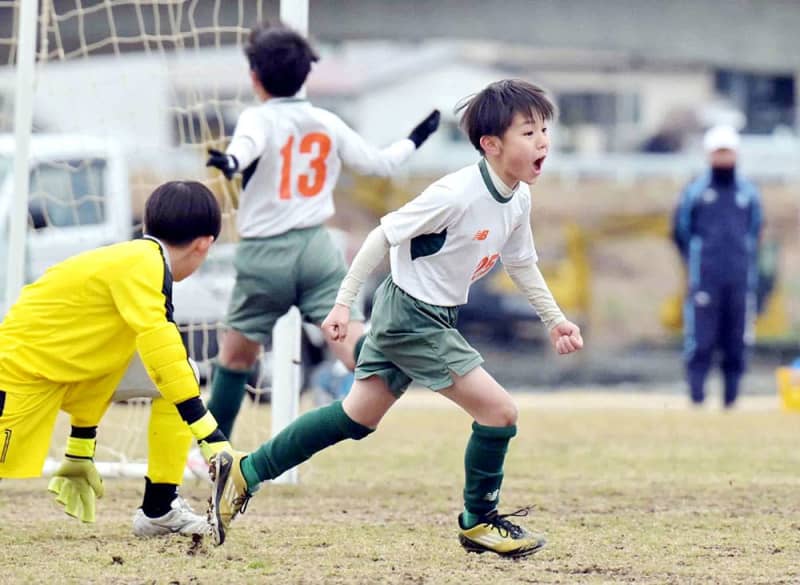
{"left": 533, "top": 156, "right": 546, "bottom": 173}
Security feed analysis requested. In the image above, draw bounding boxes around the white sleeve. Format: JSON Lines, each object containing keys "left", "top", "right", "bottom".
{"left": 335, "top": 226, "right": 391, "bottom": 308}
{"left": 331, "top": 115, "right": 415, "bottom": 177}
{"left": 380, "top": 183, "right": 464, "bottom": 246}
{"left": 226, "top": 108, "right": 268, "bottom": 170}
{"left": 504, "top": 262, "right": 566, "bottom": 330}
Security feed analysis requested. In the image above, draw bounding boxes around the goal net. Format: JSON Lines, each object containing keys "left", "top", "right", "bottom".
{"left": 0, "top": 0, "right": 299, "bottom": 478}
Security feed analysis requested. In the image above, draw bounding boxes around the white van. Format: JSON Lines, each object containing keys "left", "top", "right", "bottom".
{"left": 0, "top": 134, "right": 131, "bottom": 310}
{"left": 0, "top": 136, "right": 326, "bottom": 397}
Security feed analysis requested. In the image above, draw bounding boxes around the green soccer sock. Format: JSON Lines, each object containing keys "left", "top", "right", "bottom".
{"left": 461, "top": 509, "right": 481, "bottom": 529}
{"left": 245, "top": 400, "right": 373, "bottom": 483}
{"left": 239, "top": 455, "right": 262, "bottom": 493}
{"left": 207, "top": 364, "right": 251, "bottom": 439}
{"left": 462, "top": 421, "right": 517, "bottom": 521}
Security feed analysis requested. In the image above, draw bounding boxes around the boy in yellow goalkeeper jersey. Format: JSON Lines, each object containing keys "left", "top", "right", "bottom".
{"left": 0, "top": 180, "right": 231, "bottom": 536}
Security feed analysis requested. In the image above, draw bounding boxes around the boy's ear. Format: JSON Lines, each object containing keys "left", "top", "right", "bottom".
{"left": 249, "top": 70, "right": 269, "bottom": 100}
{"left": 193, "top": 235, "right": 214, "bottom": 254}
{"left": 480, "top": 135, "right": 501, "bottom": 156}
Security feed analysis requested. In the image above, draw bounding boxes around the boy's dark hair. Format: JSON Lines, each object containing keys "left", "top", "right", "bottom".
{"left": 245, "top": 21, "right": 319, "bottom": 97}
{"left": 455, "top": 79, "right": 556, "bottom": 153}
{"left": 144, "top": 180, "right": 221, "bottom": 246}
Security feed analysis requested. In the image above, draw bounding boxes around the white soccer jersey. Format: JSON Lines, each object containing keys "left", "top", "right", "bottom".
{"left": 227, "top": 98, "right": 415, "bottom": 238}
{"left": 381, "top": 159, "right": 537, "bottom": 307}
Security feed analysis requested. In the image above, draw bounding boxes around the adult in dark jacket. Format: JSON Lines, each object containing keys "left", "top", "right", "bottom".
{"left": 672, "top": 125, "right": 762, "bottom": 407}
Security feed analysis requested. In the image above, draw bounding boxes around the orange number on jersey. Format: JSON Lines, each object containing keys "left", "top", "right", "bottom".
{"left": 471, "top": 253, "right": 500, "bottom": 281}
{"left": 298, "top": 132, "right": 331, "bottom": 197}
{"left": 279, "top": 132, "right": 332, "bottom": 200}
{"left": 279, "top": 136, "right": 294, "bottom": 200}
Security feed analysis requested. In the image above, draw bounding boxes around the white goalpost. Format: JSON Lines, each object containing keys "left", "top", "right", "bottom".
{"left": 2, "top": 0, "right": 309, "bottom": 483}
{"left": 267, "top": 0, "right": 308, "bottom": 486}
{"left": 270, "top": 306, "right": 303, "bottom": 484}
{"left": 5, "top": 0, "right": 37, "bottom": 305}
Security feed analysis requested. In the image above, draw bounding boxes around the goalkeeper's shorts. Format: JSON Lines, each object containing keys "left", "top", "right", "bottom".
{"left": 0, "top": 368, "right": 125, "bottom": 478}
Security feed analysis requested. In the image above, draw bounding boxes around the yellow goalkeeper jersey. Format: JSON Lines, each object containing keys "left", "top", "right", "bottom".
{"left": 0, "top": 237, "right": 199, "bottom": 404}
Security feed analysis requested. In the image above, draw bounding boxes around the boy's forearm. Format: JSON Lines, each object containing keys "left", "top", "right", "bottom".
{"left": 174, "top": 396, "right": 226, "bottom": 444}
{"left": 504, "top": 262, "right": 566, "bottom": 330}
{"left": 335, "top": 226, "right": 391, "bottom": 308}
{"left": 135, "top": 323, "right": 202, "bottom": 404}
{"left": 346, "top": 138, "right": 415, "bottom": 177}
{"left": 226, "top": 135, "right": 260, "bottom": 170}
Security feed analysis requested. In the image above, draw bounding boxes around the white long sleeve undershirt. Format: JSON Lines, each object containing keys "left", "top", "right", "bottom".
{"left": 335, "top": 226, "right": 390, "bottom": 308}
{"left": 335, "top": 226, "right": 566, "bottom": 330}
{"left": 504, "top": 262, "right": 566, "bottom": 330}
{"left": 484, "top": 158, "right": 516, "bottom": 197}
{"left": 483, "top": 160, "right": 565, "bottom": 329}
{"left": 336, "top": 161, "right": 566, "bottom": 330}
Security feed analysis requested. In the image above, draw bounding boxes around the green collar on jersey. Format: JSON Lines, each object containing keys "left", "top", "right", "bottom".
{"left": 478, "top": 159, "right": 513, "bottom": 204}
{"left": 268, "top": 97, "right": 307, "bottom": 104}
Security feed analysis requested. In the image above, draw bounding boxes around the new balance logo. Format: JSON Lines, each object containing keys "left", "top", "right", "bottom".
{"left": 484, "top": 489, "right": 500, "bottom": 502}
{"left": 473, "top": 229, "right": 489, "bottom": 241}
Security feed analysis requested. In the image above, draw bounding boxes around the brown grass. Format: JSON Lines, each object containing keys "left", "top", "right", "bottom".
{"left": 2, "top": 391, "right": 800, "bottom": 584}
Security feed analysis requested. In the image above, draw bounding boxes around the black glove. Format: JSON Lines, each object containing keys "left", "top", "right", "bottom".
{"left": 206, "top": 148, "right": 239, "bottom": 180}
{"left": 408, "top": 110, "right": 441, "bottom": 149}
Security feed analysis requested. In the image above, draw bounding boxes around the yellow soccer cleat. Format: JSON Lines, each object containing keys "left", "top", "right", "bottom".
{"left": 207, "top": 448, "right": 253, "bottom": 546}
{"left": 458, "top": 507, "right": 546, "bottom": 558}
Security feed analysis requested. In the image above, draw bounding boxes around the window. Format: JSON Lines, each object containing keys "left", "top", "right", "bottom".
{"left": 557, "top": 91, "right": 640, "bottom": 152}
{"left": 444, "top": 119, "right": 469, "bottom": 145}
{"left": 715, "top": 69, "right": 796, "bottom": 134}
{"left": 28, "top": 159, "right": 107, "bottom": 229}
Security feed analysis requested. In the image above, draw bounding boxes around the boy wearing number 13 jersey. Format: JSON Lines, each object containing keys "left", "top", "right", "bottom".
{"left": 205, "top": 21, "right": 440, "bottom": 438}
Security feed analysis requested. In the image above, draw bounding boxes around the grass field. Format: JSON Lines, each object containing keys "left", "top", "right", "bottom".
{"left": 2, "top": 390, "right": 800, "bottom": 584}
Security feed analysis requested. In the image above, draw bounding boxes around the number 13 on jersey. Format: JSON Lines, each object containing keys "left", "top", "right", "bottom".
{"left": 279, "top": 132, "right": 331, "bottom": 200}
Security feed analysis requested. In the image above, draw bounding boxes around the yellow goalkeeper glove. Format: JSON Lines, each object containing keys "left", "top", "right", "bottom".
{"left": 48, "top": 434, "right": 104, "bottom": 523}
{"left": 48, "top": 456, "right": 104, "bottom": 523}
{"left": 199, "top": 438, "right": 232, "bottom": 461}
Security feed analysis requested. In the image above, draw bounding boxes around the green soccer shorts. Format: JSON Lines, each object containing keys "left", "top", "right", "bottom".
{"left": 226, "top": 226, "right": 364, "bottom": 344}
{"left": 355, "top": 276, "right": 484, "bottom": 396}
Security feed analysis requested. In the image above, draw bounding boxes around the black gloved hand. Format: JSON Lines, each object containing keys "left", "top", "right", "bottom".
{"left": 206, "top": 149, "right": 239, "bottom": 180}
{"left": 408, "top": 110, "right": 441, "bottom": 149}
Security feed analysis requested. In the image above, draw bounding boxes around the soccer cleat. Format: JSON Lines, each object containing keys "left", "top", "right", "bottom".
{"left": 207, "top": 448, "right": 252, "bottom": 546}
{"left": 132, "top": 495, "right": 210, "bottom": 537}
{"left": 458, "top": 507, "right": 546, "bottom": 558}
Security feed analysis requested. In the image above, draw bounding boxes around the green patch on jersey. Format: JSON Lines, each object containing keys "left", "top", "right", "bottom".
{"left": 410, "top": 230, "right": 447, "bottom": 260}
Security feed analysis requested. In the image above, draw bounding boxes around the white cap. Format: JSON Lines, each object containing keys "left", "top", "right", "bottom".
{"left": 703, "top": 125, "right": 740, "bottom": 153}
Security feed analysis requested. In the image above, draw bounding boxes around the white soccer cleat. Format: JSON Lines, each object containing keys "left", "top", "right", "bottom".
{"left": 132, "top": 495, "right": 210, "bottom": 537}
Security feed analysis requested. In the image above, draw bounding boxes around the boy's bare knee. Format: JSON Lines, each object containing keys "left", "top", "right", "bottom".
{"left": 498, "top": 402, "right": 519, "bottom": 427}
{"left": 476, "top": 402, "right": 518, "bottom": 427}
{"left": 481, "top": 399, "right": 517, "bottom": 427}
